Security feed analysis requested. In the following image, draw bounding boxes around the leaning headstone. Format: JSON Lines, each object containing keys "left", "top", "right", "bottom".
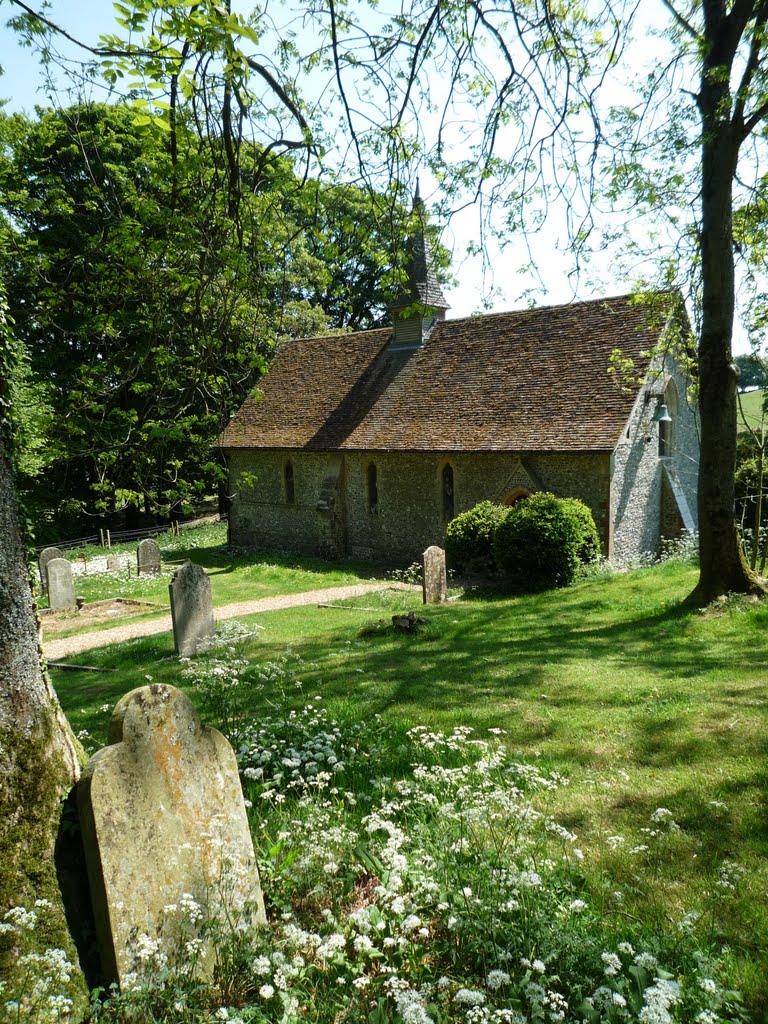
{"left": 47, "top": 557, "right": 76, "bottom": 612}
{"left": 106, "top": 555, "right": 121, "bottom": 573}
{"left": 136, "top": 537, "right": 161, "bottom": 575}
{"left": 169, "top": 561, "right": 214, "bottom": 656}
{"left": 39, "top": 545, "right": 63, "bottom": 595}
{"left": 422, "top": 545, "right": 447, "bottom": 604}
{"left": 78, "top": 684, "right": 265, "bottom": 988}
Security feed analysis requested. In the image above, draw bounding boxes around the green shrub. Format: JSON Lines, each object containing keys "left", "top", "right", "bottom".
{"left": 444, "top": 500, "right": 507, "bottom": 572}
{"left": 493, "top": 491, "right": 599, "bottom": 588}
{"left": 560, "top": 496, "right": 601, "bottom": 565}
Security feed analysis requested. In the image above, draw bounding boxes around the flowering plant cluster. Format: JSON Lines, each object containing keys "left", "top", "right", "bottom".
{"left": 0, "top": 901, "right": 78, "bottom": 1023}
{"left": 12, "top": 640, "right": 749, "bottom": 1023}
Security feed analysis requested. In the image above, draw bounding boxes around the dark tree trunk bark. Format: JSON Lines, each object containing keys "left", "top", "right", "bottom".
{"left": 689, "top": 0, "right": 765, "bottom": 604}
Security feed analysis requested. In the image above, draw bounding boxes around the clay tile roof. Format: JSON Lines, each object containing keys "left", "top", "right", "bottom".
{"left": 219, "top": 293, "right": 676, "bottom": 453}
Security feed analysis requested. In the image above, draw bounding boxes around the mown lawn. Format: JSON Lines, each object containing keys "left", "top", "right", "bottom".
{"left": 738, "top": 388, "right": 767, "bottom": 432}
{"left": 50, "top": 556, "right": 768, "bottom": 1014}
{"left": 40, "top": 522, "right": 392, "bottom": 638}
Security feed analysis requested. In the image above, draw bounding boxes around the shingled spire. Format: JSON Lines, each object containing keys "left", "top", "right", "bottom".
{"left": 390, "top": 182, "right": 450, "bottom": 349}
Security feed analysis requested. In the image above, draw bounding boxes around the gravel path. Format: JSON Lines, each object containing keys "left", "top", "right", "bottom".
{"left": 44, "top": 582, "right": 418, "bottom": 661}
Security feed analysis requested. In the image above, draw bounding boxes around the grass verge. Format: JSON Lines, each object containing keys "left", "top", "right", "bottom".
{"left": 50, "top": 557, "right": 768, "bottom": 1015}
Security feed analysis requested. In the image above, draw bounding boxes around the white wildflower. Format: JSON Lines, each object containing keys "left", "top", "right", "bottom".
{"left": 455, "top": 988, "right": 486, "bottom": 1006}
{"left": 633, "top": 952, "right": 658, "bottom": 972}
{"left": 253, "top": 955, "right": 271, "bottom": 976}
{"left": 487, "top": 970, "right": 510, "bottom": 990}
{"left": 601, "top": 951, "right": 622, "bottom": 976}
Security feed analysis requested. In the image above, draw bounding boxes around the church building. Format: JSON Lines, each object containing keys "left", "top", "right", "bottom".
{"left": 219, "top": 199, "right": 699, "bottom": 565}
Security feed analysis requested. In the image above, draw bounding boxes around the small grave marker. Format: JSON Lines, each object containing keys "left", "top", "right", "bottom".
{"left": 47, "top": 557, "right": 76, "bottom": 612}
{"left": 422, "top": 545, "right": 447, "bottom": 604}
{"left": 169, "top": 561, "right": 214, "bottom": 656}
{"left": 39, "top": 546, "right": 63, "bottom": 595}
{"left": 136, "top": 537, "right": 161, "bottom": 575}
{"left": 78, "top": 684, "right": 265, "bottom": 987}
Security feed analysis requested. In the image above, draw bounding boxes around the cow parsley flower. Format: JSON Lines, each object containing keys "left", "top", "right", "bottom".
{"left": 487, "top": 970, "right": 511, "bottom": 990}
{"left": 601, "top": 952, "right": 622, "bottom": 976}
{"left": 455, "top": 988, "right": 486, "bottom": 1006}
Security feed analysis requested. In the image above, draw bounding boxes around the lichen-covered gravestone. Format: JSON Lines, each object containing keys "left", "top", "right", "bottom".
{"left": 78, "top": 684, "right": 265, "bottom": 988}
{"left": 422, "top": 545, "right": 447, "bottom": 604}
{"left": 136, "top": 537, "right": 161, "bottom": 575}
{"left": 169, "top": 561, "right": 215, "bottom": 656}
{"left": 47, "top": 557, "right": 76, "bottom": 611}
{"left": 38, "top": 545, "right": 63, "bottom": 595}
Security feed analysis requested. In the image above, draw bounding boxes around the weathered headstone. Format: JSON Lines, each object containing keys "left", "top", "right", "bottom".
{"left": 78, "top": 684, "right": 265, "bottom": 988}
{"left": 38, "top": 545, "right": 64, "bottom": 595}
{"left": 106, "top": 556, "right": 121, "bottom": 573}
{"left": 47, "top": 557, "right": 76, "bottom": 612}
{"left": 136, "top": 537, "right": 161, "bottom": 575}
{"left": 422, "top": 545, "right": 447, "bottom": 604}
{"left": 169, "top": 561, "right": 214, "bottom": 656}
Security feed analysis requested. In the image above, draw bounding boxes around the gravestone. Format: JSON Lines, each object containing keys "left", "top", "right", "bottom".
{"left": 169, "top": 561, "right": 214, "bottom": 656}
{"left": 78, "top": 684, "right": 265, "bottom": 988}
{"left": 39, "top": 546, "right": 64, "bottom": 595}
{"left": 47, "top": 557, "right": 76, "bottom": 612}
{"left": 106, "top": 556, "right": 121, "bottom": 573}
{"left": 422, "top": 545, "right": 447, "bottom": 604}
{"left": 136, "top": 537, "right": 161, "bottom": 575}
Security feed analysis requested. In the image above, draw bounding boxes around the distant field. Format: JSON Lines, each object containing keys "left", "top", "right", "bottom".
{"left": 738, "top": 387, "right": 766, "bottom": 430}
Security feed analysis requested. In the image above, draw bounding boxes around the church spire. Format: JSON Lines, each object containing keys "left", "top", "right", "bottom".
{"left": 390, "top": 184, "right": 450, "bottom": 349}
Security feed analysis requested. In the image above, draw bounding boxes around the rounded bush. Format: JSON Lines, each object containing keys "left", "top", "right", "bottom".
{"left": 444, "top": 500, "right": 507, "bottom": 572}
{"left": 559, "top": 496, "right": 601, "bottom": 565}
{"left": 493, "top": 491, "right": 599, "bottom": 588}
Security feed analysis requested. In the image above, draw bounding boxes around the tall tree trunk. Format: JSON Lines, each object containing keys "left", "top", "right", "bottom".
{"left": 689, "top": 3, "right": 765, "bottom": 604}
{"left": 0, "top": 332, "right": 86, "bottom": 1003}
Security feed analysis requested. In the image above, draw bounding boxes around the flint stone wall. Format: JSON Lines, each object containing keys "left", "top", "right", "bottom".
{"left": 226, "top": 448, "right": 611, "bottom": 564}
{"left": 610, "top": 353, "right": 699, "bottom": 561}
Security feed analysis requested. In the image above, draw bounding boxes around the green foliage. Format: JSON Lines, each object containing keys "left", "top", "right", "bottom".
{"left": 444, "top": 500, "right": 506, "bottom": 572}
{"left": 493, "top": 491, "right": 599, "bottom": 588}
{"left": 0, "top": 104, "right": 407, "bottom": 527}
{"left": 560, "top": 496, "right": 601, "bottom": 565}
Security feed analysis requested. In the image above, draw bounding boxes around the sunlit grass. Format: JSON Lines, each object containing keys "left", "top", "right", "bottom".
{"left": 50, "top": 556, "right": 768, "bottom": 1013}
{"left": 40, "top": 522, "right": 392, "bottom": 635}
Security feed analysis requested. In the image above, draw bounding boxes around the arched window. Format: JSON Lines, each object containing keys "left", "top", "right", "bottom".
{"left": 367, "top": 462, "right": 378, "bottom": 513}
{"left": 442, "top": 463, "right": 455, "bottom": 521}
{"left": 284, "top": 460, "right": 295, "bottom": 504}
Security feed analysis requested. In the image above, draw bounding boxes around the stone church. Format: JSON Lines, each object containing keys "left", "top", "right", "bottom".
{"left": 219, "top": 204, "right": 699, "bottom": 565}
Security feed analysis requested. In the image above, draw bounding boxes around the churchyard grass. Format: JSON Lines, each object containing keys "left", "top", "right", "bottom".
{"left": 45, "top": 556, "right": 768, "bottom": 1019}
{"left": 737, "top": 388, "right": 766, "bottom": 432}
{"left": 39, "top": 522, "right": 390, "bottom": 637}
